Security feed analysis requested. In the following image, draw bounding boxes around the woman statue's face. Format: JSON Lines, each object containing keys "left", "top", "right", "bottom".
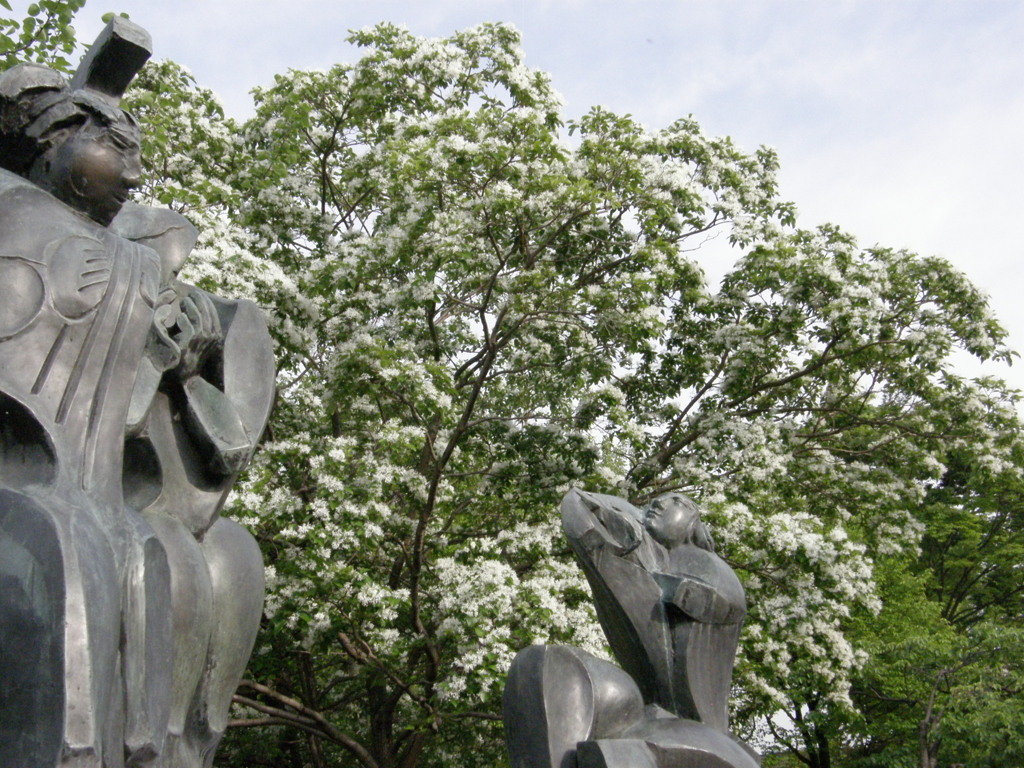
{"left": 645, "top": 494, "right": 699, "bottom": 548}
{"left": 32, "top": 114, "right": 142, "bottom": 226}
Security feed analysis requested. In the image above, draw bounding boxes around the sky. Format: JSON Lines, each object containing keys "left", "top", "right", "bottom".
{"left": 56, "top": 0, "right": 1024, "bottom": 390}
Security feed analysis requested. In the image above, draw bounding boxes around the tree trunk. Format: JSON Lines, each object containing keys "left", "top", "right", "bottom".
{"left": 919, "top": 717, "right": 939, "bottom": 768}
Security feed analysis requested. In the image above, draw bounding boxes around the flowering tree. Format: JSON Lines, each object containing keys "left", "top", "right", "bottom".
{"left": 121, "top": 21, "right": 1020, "bottom": 768}
{"left": 0, "top": 0, "right": 83, "bottom": 71}
{"left": 11, "top": 6, "right": 1023, "bottom": 766}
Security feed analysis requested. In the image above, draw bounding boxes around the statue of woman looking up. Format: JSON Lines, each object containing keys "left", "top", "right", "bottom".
{"left": 504, "top": 490, "right": 759, "bottom": 768}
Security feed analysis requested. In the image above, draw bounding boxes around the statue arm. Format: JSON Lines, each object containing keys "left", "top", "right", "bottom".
{"left": 561, "top": 490, "right": 645, "bottom": 556}
{"left": 657, "top": 570, "right": 746, "bottom": 624}
{"left": 113, "top": 203, "right": 274, "bottom": 482}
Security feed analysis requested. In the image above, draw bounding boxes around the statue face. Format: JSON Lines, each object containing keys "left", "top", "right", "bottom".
{"left": 32, "top": 115, "right": 142, "bottom": 226}
{"left": 644, "top": 493, "right": 700, "bottom": 548}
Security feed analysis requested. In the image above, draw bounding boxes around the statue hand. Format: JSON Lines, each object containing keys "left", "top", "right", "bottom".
{"left": 127, "top": 294, "right": 183, "bottom": 434}
{"left": 173, "top": 288, "right": 222, "bottom": 379}
{"left": 49, "top": 237, "right": 113, "bottom": 320}
{"left": 148, "top": 294, "right": 183, "bottom": 371}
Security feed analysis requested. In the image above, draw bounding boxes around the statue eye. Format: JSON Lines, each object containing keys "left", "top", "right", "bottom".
{"left": 105, "top": 127, "right": 139, "bottom": 152}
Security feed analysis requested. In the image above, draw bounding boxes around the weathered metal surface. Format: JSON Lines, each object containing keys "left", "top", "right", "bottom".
{"left": 0, "top": 19, "right": 274, "bottom": 767}
{"left": 504, "top": 490, "right": 759, "bottom": 768}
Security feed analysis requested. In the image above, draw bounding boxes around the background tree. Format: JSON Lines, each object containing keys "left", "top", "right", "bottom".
{"left": 126, "top": 20, "right": 1022, "bottom": 768}
{"left": 829, "top": 447, "right": 1024, "bottom": 768}
{"left": 9, "top": 5, "right": 1024, "bottom": 766}
{"left": 0, "top": 0, "right": 83, "bottom": 71}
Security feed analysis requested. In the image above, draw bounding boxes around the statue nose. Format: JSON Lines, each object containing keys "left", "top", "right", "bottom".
{"left": 123, "top": 156, "right": 143, "bottom": 188}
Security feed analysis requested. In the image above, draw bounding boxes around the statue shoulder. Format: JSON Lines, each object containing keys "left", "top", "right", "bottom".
{"left": 0, "top": 167, "right": 33, "bottom": 194}
{"left": 0, "top": 170, "right": 127, "bottom": 267}
{"left": 110, "top": 202, "right": 197, "bottom": 283}
{"left": 0, "top": 168, "right": 68, "bottom": 224}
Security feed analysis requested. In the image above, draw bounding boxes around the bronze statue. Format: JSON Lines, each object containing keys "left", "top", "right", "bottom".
{"left": 503, "top": 490, "right": 760, "bottom": 768}
{"left": 0, "top": 18, "right": 274, "bottom": 768}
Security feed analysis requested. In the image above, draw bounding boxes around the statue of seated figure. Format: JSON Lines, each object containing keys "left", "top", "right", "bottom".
{"left": 0, "top": 18, "right": 274, "bottom": 768}
{"left": 503, "top": 490, "right": 760, "bottom": 768}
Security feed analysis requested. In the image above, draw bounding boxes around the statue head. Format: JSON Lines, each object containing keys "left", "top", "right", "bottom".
{"left": 0, "top": 18, "right": 151, "bottom": 226}
{"left": 0, "top": 65, "right": 142, "bottom": 226}
{"left": 644, "top": 493, "right": 716, "bottom": 552}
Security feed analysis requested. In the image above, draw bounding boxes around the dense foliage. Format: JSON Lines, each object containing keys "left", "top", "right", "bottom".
{"left": 0, "top": 0, "right": 82, "bottom": 71}
{"left": 11, "top": 4, "right": 1024, "bottom": 767}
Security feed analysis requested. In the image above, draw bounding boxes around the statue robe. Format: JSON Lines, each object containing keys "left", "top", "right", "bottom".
{"left": 0, "top": 167, "right": 170, "bottom": 767}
